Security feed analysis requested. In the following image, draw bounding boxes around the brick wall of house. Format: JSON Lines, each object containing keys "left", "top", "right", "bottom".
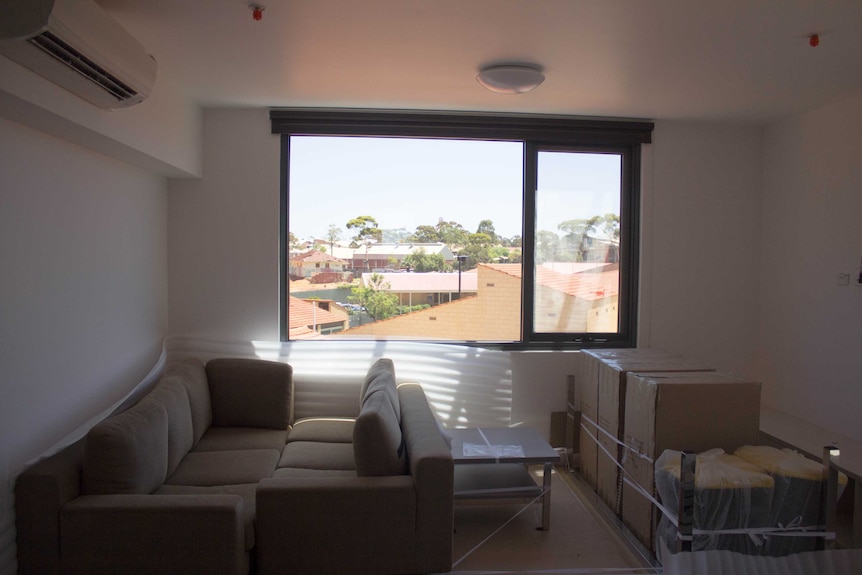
{"left": 345, "top": 266, "right": 521, "bottom": 340}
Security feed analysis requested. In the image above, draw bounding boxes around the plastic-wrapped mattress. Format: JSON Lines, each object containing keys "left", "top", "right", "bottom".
{"left": 655, "top": 449, "right": 774, "bottom": 555}
{"left": 734, "top": 444, "right": 847, "bottom": 556}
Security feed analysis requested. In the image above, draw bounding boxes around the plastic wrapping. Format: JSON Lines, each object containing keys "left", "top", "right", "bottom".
{"left": 655, "top": 445, "right": 849, "bottom": 561}
{"left": 655, "top": 449, "right": 775, "bottom": 555}
{"left": 734, "top": 445, "right": 847, "bottom": 556}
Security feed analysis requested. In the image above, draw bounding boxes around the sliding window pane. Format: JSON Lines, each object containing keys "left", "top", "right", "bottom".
{"left": 287, "top": 136, "right": 523, "bottom": 341}
{"left": 534, "top": 151, "right": 622, "bottom": 334}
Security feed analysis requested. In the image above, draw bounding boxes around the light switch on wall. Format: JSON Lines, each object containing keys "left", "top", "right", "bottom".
{"left": 838, "top": 272, "right": 850, "bottom": 286}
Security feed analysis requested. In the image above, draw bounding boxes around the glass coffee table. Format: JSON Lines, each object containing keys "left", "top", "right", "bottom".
{"left": 448, "top": 427, "right": 561, "bottom": 530}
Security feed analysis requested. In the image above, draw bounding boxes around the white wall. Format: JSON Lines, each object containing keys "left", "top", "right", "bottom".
{"left": 757, "top": 93, "right": 862, "bottom": 442}
{"left": 641, "top": 121, "right": 764, "bottom": 375}
{"left": 0, "top": 117, "right": 168, "bottom": 573}
{"left": 168, "top": 109, "right": 281, "bottom": 340}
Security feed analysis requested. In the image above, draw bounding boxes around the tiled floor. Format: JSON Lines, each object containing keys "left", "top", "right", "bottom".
{"left": 447, "top": 465, "right": 660, "bottom": 575}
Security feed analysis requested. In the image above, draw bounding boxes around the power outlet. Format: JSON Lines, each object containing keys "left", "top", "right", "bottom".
{"left": 838, "top": 273, "right": 850, "bottom": 286}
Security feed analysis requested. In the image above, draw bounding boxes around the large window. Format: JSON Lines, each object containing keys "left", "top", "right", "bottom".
{"left": 272, "top": 110, "right": 652, "bottom": 347}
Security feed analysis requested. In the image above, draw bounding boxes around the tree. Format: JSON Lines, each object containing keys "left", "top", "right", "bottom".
{"left": 460, "top": 232, "right": 494, "bottom": 269}
{"left": 409, "top": 225, "right": 440, "bottom": 243}
{"left": 489, "top": 245, "right": 511, "bottom": 262}
{"left": 350, "top": 273, "right": 398, "bottom": 321}
{"left": 435, "top": 219, "right": 468, "bottom": 250}
{"left": 326, "top": 224, "right": 342, "bottom": 253}
{"left": 346, "top": 215, "right": 383, "bottom": 244}
{"left": 558, "top": 214, "right": 620, "bottom": 261}
{"left": 558, "top": 217, "right": 599, "bottom": 262}
{"left": 599, "top": 213, "right": 621, "bottom": 240}
{"left": 535, "top": 230, "right": 561, "bottom": 264}
{"left": 476, "top": 219, "right": 497, "bottom": 243}
{"left": 288, "top": 231, "right": 301, "bottom": 252}
{"left": 402, "top": 248, "right": 447, "bottom": 272}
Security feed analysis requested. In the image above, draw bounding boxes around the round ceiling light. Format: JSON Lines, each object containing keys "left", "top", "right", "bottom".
{"left": 476, "top": 64, "right": 545, "bottom": 94}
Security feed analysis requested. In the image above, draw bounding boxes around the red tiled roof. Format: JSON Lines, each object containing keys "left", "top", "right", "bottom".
{"left": 288, "top": 297, "right": 348, "bottom": 330}
{"left": 483, "top": 263, "right": 619, "bottom": 301}
{"left": 292, "top": 250, "right": 346, "bottom": 263}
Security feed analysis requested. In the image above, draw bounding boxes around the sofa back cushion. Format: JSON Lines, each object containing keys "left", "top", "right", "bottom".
{"left": 206, "top": 358, "right": 293, "bottom": 429}
{"left": 359, "top": 358, "right": 400, "bottom": 422}
{"left": 353, "top": 390, "right": 408, "bottom": 476}
{"left": 83, "top": 396, "right": 168, "bottom": 494}
{"left": 147, "top": 377, "right": 194, "bottom": 476}
{"left": 163, "top": 358, "right": 212, "bottom": 445}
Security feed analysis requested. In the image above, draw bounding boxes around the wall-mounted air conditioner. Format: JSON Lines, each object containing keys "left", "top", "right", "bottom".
{"left": 0, "top": 0, "right": 157, "bottom": 109}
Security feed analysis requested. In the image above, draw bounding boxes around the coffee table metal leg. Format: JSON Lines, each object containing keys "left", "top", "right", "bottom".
{"left": 541, "top": 462, "right": 552, "bottom": 530}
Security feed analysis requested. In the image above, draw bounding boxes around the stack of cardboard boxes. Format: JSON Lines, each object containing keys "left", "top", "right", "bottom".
{"left": 576, "top": 349, "right": 762, "bottom": 552}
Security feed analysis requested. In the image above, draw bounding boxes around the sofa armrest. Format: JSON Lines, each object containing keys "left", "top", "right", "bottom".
{"left": 397, "top": 382, "right": 455, "bottom": 571}
{"left": 15, "top": 438, "right": 85, "bottom": 575}
{"left": 61, "top": 494, "right": 247, "bottom": 575}
{"left": 256, "top": 476, "right": 418, "bottom": 575}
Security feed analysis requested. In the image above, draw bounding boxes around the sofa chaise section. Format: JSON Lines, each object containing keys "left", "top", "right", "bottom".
{"left": 256, "top": 378, "right": 454, "bottom": 575}
{"left": 15, "top": 356, "right": 293, "bottom": 575}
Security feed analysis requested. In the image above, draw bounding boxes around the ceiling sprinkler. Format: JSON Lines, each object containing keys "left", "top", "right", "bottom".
{"left": 250, "top": 4, "right": 265, "bottom": 21}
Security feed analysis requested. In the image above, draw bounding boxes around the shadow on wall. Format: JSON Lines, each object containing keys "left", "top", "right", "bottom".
{"left": 165, "top": 335, "right": 513, "bottom": 428}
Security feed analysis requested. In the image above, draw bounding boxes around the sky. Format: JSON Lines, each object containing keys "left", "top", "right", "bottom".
{"left": 288, "top": 136, "right": 620, "bottom": 242}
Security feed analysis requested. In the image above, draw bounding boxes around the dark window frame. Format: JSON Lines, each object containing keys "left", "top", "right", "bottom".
{"left": 271, "top": 109, "right": 653, "bottom": 348}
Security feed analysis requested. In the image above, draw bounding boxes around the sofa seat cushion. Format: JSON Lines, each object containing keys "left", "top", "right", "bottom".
{"left": 272, "top": 467, "right": 357, "bottom": 479}
{"left": 287, "top": 417, "right": 355, "bottom": 443}
{"left": 154, "top": 483, "right": 258, "bottom": 550}
{"left": 278, "top": 441, "right": 355, "bottom": 471}
{"left": 193, "top": 426, "right": 288, "bottom": 452}
{"left": 165, "top": 449, "right": 280, "bottom": 487}
{"left": 83, "top": 396, "right": 168, "bottom": 495}
{"left": 354, "top": 389, "right": 408, "bottom": 477}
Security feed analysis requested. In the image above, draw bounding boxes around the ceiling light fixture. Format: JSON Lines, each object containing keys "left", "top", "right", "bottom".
{"left": 476, "top": 64, "right": 545, "bottom": 94}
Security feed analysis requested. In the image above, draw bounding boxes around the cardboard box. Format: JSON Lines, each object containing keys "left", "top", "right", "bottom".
{"left": 621, "top": 372, "right": 761, "bottom": 552}
{"left": 576, "top": 351, "right": 601, "bottom": 488}
{"left": 595, "top": 359, "right": 714, "bottom": 515}
{"left": 577, "top": 349, "right": 682, "bottom": 490}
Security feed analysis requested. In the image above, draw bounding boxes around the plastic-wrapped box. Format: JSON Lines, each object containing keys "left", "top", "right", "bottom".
{"left": 655, "top": 449, "right": 774, "bottom": 556}
{"left": 734, "top": 445, "right": 847, "bottom": 556}
{"left": 623, "top": 372, "right": 761, "bottom": 550}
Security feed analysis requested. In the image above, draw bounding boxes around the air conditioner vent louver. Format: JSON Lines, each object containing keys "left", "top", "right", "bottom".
{"left": 0, "top": 0, "right": 157, "bottom": 109}
{"left": 28, "top": 31, "right": 138, "bottom": 102}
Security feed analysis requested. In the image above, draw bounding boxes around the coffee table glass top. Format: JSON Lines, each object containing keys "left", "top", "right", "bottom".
{"left": 449, "top": 427, "right": 560, "bottom": 464}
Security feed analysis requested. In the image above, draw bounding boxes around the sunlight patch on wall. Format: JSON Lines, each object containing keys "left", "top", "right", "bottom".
{"left": 166, "top": 336, "right": 512, "bottom": 428}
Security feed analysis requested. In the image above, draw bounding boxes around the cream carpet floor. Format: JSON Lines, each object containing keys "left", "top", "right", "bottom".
{"left": 446, "top": 466, "right": 659, "bottom": 575}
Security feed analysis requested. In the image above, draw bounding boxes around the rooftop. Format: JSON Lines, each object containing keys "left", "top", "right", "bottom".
{"left": 360, "top": 271, "right": 478, "bottom": 293}
{"left": 486, "top": 263, "right": 619, "bottom": 301}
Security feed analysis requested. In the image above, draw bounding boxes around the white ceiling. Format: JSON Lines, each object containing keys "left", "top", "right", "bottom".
{"left": 100, "top": 0, "right": 862, "bottom": 125}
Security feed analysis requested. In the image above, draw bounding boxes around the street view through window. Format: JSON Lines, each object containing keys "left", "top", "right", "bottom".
{"left": 287, "top": 135, "right": 622, "bottom": 342}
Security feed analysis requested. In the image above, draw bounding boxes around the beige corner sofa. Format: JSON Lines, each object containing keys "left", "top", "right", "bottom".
{"left": 15, "top": 356, "right": 454, "bottom": 575}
